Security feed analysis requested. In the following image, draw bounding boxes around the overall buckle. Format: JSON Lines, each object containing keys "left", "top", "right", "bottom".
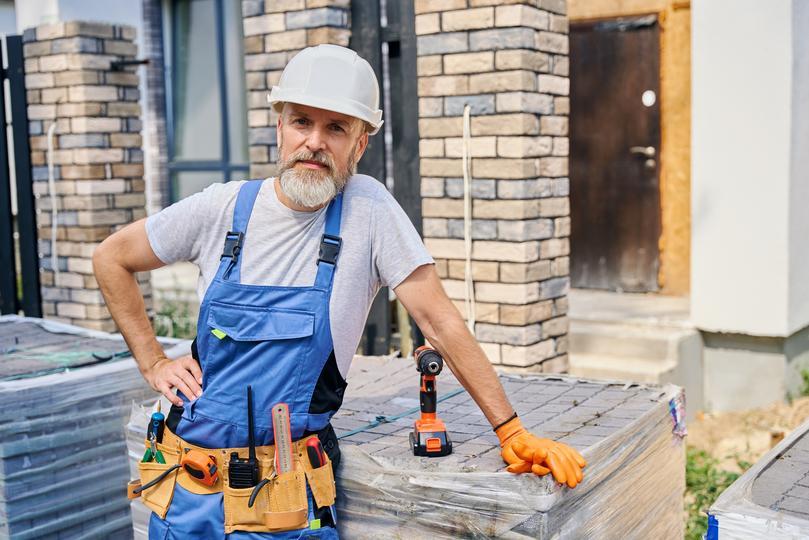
{"left": 317, "top": 234, "right": 342, "bottom": 265}
{"left": 221, "top": 231, "right": 244, "bottom": 260}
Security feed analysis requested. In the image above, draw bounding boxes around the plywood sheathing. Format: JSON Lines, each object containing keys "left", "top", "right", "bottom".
{"left": 568, "top": 0, "right": 692, "bottom": 295}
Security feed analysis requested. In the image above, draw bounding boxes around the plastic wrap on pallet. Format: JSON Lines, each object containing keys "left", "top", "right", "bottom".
{"left": 707, "top": 419, "right": 809, "bottom": 540}
{"left": 0, "top": 315, "right": 190, "bottom": 540}
{"left": 127, "top": 360, "right": 686, "bottom": 539}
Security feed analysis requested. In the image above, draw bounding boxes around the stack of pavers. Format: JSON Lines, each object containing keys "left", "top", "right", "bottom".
{"left": 708, "top": 419, "right": 809, "bottom": 538}
{"left": 0, "top": 315, "right": 182, "bottom": 539}
{"left": 126, "top": 352, "right": 686, "bottom": 538}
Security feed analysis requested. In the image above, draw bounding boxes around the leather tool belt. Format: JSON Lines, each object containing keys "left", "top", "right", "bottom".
{"left": 127, "top": 426, "right": 337, "bottom": 533}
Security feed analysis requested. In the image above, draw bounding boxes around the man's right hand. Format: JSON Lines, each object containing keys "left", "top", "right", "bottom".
{"left": 144, "top": 354, "right": 203, "bottom": 406}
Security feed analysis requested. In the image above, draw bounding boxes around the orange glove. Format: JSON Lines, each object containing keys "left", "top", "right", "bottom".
{"left": 495, "top": 415, "right": 587, "bottom": 488}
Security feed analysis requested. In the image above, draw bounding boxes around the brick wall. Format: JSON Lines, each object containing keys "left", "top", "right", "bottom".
{"left": 22, "top": 21, "right": 149, "bottom": 332}
{"left": 415, "top": 0, "right": 570, "bottom": 371}
{"left": 242, "top": 0, "right": 351, "bottom": 180}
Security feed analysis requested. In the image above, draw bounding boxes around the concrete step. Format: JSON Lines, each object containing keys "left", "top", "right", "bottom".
{"left": 569, "top": 319, "right": 685, "bottom": 360}
{"left": 568, "top": 353, "right": 677, "bottom": 385}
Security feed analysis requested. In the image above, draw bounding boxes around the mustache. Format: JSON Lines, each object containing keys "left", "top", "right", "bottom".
{"left": 285, "top": 149, "right": 335, "bottom": 172}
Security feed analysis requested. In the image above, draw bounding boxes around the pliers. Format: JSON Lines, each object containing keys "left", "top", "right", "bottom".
{"left": 141, "top": 432, "right": 166, "bottom": 464}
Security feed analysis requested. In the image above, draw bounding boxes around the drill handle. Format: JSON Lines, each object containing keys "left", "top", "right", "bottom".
{"left": 420, "top": 373, "right": 437, "bottom": 414}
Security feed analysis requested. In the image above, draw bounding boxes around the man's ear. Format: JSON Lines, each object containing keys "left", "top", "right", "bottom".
{"left": 354, "top": 131, "right": 369, "bottom": 162}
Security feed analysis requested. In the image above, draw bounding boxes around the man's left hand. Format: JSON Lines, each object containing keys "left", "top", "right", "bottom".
{"left": 496, "top": 416, "right": 587, "bottom": 488}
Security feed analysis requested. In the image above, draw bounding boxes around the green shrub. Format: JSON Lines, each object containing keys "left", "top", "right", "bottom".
{"left": 685, "top": 447, "right": 750, "bottom": 540}
{"left": 152, "top": 297, "right": 196, "bottom": 339}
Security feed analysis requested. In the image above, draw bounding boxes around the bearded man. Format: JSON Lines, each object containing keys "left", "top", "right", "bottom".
{"left": 93, "top": 44, "right": 586, "bottom": 539}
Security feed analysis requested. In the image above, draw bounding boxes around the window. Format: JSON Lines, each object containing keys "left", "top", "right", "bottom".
{"left": 165, "top": 0, "right": 248, "bottom": 201}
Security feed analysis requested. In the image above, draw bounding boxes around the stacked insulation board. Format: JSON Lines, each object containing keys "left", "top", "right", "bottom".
{"left": 707, "top": 418, "right": 809, "bottom": 539}
{"left": 0, "top": 315, "right": 185, "bottom": 539}
{"left": 129, "top": 353, "right": 686, "bottom": 538}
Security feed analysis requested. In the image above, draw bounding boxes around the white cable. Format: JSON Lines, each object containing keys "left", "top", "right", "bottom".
{"left": 46, "top": 122, "right": 58, "bottom": 282}
{"left": 462, "top": 105, "right": 476, "bottom": 336}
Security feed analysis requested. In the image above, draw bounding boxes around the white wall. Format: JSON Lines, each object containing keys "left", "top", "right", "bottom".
{"left": 691, "top": 0, "right": 801, "bottom": 337}
{"left": 788, "top": 0, "right": 809, "bottom": 334}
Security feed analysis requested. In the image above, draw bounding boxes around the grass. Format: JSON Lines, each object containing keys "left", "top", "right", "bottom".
{"left": 685, "top": 447, "right": 751, "bottom": 540}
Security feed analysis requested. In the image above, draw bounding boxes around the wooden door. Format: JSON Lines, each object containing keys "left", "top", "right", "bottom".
{"left": 569, "top": 16, "right": 661, "bottom": 292}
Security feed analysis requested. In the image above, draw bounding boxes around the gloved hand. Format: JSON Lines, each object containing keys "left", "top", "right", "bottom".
{"left": 495, "top": 415, "right": 587, "bottom": 488}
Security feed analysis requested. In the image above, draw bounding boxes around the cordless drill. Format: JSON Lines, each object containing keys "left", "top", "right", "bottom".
{"left": 410, "top": 345, "right": 452, "bottom": 457}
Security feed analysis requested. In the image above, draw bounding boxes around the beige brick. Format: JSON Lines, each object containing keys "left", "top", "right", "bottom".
{"left": 41, "top": 87, "right": 68, "bottom": 104}
{"left": 419, "top": 117, "right": 462, "bottom": 137}
{"left": 443, "top": 51, "right": 494, "bottom": 74}
{"left": 418, "top": 75, "right": 469, "bottom": 97}
{"left": 495, "top": 49, "right": 550, "bottom": 72}
{"left": 243, "top": 14, "right": 284, "bottom": 36}
{"left": 538, "top": 74, "right": 569, "bottom": 95}
{"left": 419, "top": 97, "right": 443, "bottom": 117}
{"left": 414, "top": 0, "right": 466, "bottom": 14}
{"left": 469, "top": 70, "right": 534, "bottom": 93}
{"left": 496, "top": 92, "right": 553, "bottom": 114}
{"left": 448, "top": 260, "right": 499, "bottom": 281}
{"left": 64, "top": 21, "right": 114, "bottom": 38}
{"left": 540, "top": 116, "right": 568, "bottom": 136}
{"left": 501, "top": 340, "right": 556, "bottom": 367}
{"left": 54, "top": 70, "right": 100, "bottom": 86}
{"left": 107, "top": 102, "right": 141, "bottom": 117}
{"left": 70, "top": 288, "right": 105, "bottom": 304}
{"left": 542, "top": 316, "right": 567, "bottom": 338}
{"left": 497, "top": 136, "right": 552, "bottom": 158}
{"left": 537, "top": 31, "right": 568, "bottom": 54}
{"left": 421, "top": 158, "right": 462, "bottom": 177}
{"left": 416, "top": 13, "right": 440, "bottom": 35}
{"left": 554, "top": 97, "right": 570, "bottom": 115}
{"left": 28, "top": 104, "right": 56, "bottom": 120}
{"left": 68, "top": 85, "right": 118, "bottom": 102}
{"left": 73, "top": 148, "right": 124, "bottom": 164}
{"left": 541, "top": 354, "right": 568, "bottom": 374}
{"left": 472, "top": 240, "right": 539, "bottom": 262}
{"left": 540, "top": 157, "right": 568, "bottom": 177}
{"left": 59, "top": 195, "right": 109, "bottom": 211}
{"left": 435, "top": 259, "right": 448, "bottom": 278}
{"left": 473, "top": 158, "right": 539, "bottom": 179}
{"left": 77, "top": 209, "right": 129, "bottom": 226}
{"left": 476, "top": 282, "right": 539, "bottom": 304}
{"left": 307, "top": 28, "right": 350, "bottom": 47}
{"left": 444, "top": 136, "right": 496, "bottom": 158}
{"left": 417, "top": 55, "right": 442, "bottom": 76}
{"left": 423, "top": 198, "right": 465, "bottom": 219}
{"left": 112, "top": 163, "right": 144, "bottom": 177}
{"left": 37, "top": 23, "right": 66, "bottom": 40}
{"left": 266, "top": 30, "right": 307, "bottom": 52}
{"left": 554, "top": 216, "right": 570, "bottom": 237}
{"left": 55, "top": 271, "right": 86, "bottom": 289}
{"left": 75, "top": 179, "right": 127, "bottom": 194}
{"left": 424, "top": 237, "right": 465, "bottom": 259}
{"left": 72, "top": 117, "right": 121, "bottom": 133}
{"left": 539, "top": 197, "right": 569, "bottom": 217}
{"left": 421, "top": 177, "right": 445, "bottom": 197}
{"left": 453, "top": 300, "right": 498, "bottom": 323}
{"left": 114, "top": 193, "right": 146, "bottom": 208}
{"left": 474, "top": 199, "right": 540, "bottom": 219}
{"left": 85, "top": 303, "right": 112, "bottom": 320}
{"left": 265, "top": 0, "right": 305, "bottom": 11}
{"left": 442, "top": 7, "right": 494, "bottom": 31}
{"left": 500, "top": 260, "right": 552, "bottom": 283}
{"left": 67, "top": 256, "right": 95, "bottom": 274}
{"left": 419, "top": 139, "right": 444, "bottom": 157}
{"left": 25, "top": 73, "right": 55, "bottom": 89}
{"left": 551, "top": 256, "right": 569, "bottom": 277}
{"left": 57, "top": 302, "right": 87, "bottom": 318}
{"left": 472, "top": 113, "right": 538, "bottom": 136}
{"left": 66, "top": 53, "right": 115, "bottom": 70}
{"left": 500, "top": 300, "right": 554, "bottom": 325}
{"left": 495, "top": 5, "right": 549, "bottom": 30}
{"left": 539, "top": 238, "right": 569, "bottom": 258}
{"left": 441, "top": 278, "right": 467, "bottom": 300}
{"left": 478, "top": 341, "right": 502, "bottom": 364}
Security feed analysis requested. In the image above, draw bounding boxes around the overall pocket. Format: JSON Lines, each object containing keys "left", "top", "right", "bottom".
{"left": 223, "top": 484, "right": 270, "bottom": 532}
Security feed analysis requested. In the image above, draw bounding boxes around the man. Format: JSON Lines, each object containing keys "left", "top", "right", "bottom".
{"left": 94, "top": 44, "right": 585, "bottom": 539}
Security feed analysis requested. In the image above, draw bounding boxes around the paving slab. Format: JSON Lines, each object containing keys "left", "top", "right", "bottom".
{"left": 709, "top": 418, "right": 809, "bottom": 538}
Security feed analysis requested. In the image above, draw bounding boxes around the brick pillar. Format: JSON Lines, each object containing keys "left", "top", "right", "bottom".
{"left": 22, "top": 21, "right": 149, "bottom": 332}
{"left": 415, "top": 0, "right": 570, "bottom": 372}
{"left": 242, "top": 0, "right": 351, "bottom": 178}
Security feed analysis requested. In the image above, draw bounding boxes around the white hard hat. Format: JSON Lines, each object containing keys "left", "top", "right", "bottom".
{"left": 268, "top": 44, "right": 383, "bottom": 135}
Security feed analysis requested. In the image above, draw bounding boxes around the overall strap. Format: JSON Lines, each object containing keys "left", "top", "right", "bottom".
{"left": 215, "top": 179, "right": 264, "bottom": 282}
{"left": 313, "top": 192, "right": 344, "bottom": 289}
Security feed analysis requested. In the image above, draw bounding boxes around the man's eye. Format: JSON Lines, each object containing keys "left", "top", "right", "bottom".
{"left": 330, "top": 124, "right": 344, "bottom": 132}
{"left": 294, "top": 118, "right": 307, "bottom": 125}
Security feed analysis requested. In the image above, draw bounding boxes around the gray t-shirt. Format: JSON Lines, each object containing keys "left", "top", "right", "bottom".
{"left": 146, "top": 174, "right": 434, "bottom": 378}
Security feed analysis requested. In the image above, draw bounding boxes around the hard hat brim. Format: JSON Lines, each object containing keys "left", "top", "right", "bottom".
{"left": 269, "top": 88, "right": 383, "bottom": 136}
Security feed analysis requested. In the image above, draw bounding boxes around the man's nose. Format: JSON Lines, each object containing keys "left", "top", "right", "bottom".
{"left": 305, "top": 127, "right": 327, "bottom": 153}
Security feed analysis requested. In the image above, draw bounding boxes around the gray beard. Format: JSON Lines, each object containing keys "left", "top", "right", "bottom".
{"left": 278, "top": 168, "right": 341, "bottom": 209}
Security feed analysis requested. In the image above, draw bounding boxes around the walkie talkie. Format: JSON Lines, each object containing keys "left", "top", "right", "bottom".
{"left": 228, "top": 385, "right": 260, "bottom": 488}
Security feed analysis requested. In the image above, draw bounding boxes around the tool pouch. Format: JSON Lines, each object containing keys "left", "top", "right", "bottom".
{"left": 223, "top": 459, "right": 308, "bottom": 533}
{"left": 136, "top": 461, "right": 179, "bottom": 519}
{"left": 133, "top": 438, "right": 181, "bottom": 519}
{"left": 303, "top": 453, "right": 336, "bottom": 508}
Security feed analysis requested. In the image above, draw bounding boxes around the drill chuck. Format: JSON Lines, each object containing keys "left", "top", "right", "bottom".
{"left": 416, "top": 348, "right": 443, "bottom": 375}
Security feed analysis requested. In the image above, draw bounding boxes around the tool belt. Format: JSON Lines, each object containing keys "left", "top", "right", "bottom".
{"left": 127, "top": 426, "right": 337, "bottom": 533}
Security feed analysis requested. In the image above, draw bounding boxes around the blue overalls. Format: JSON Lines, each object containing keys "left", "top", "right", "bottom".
{"left": 149, "top": 179, "right": 344, "bottom": 539}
